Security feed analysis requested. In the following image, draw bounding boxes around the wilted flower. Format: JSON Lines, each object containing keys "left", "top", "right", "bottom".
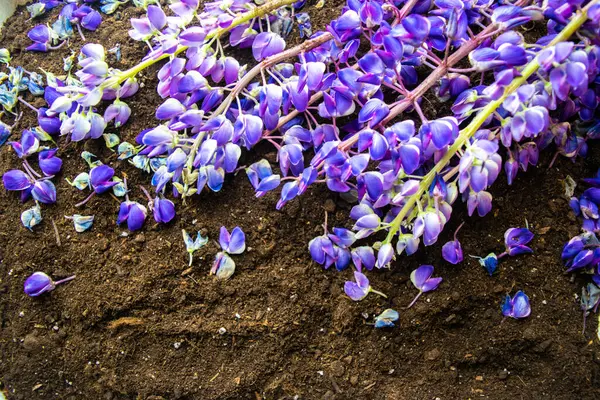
{"left": 24, "top": 271, "right": 75, "bottom": 297}
{"left": 470, "top": 252, "right": 499, "bottom": 276}
{"left": 21, "top": 203, "right": 42, "bottom": 230}
{"left": 501, "top": 290, "right": 531, "bottom": 319}
{"left": 211, "top": 252, "right": 236, "bottom": 280}
{"left": 182, "top": 229, "right": 209, "bottom": 266}
{"left": 65, "top": 214, "right": 94, "bottom": 233}
{"left": 374, "top": 309, "right": 399, "bottom": 328}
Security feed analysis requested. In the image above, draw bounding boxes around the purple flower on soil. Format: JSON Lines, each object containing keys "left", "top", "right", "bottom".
{"left": 90, "top": 165, "right": 117, "bottom": 194}
{"left": 153, "top": 195, "right": 175, "bottom": 224}
{"left": 117, "top": 200, "right": 147, "bottom": 231}
{"left": 10, "top": 129, "right": 39, "bottom": 159}
{"left": 3, "top": 169, "right": 33, "bottom": 192}
{"left": 442, "top": 222, "right": 464, "bottom": 264}
{"left": 501, "top": 227, "right": 534, "bottom": 257}
{"left": 219, "top": 226, "right": 246, "bottom": 254}
{"left": 27, "top": 25, "right": 53, "bottom": 52}
{"left": 31, "top": 180, "right": 57, "bottom": 204}
{"left": 351, "top": 246, "right": 376, "bottom": 271}
{"left": 24, "top": 272, "right": 75, "bottom": 297}
{"left": 38, "top": 149, "right": 62, "bottom": 176}
{"left": 501, "top": 290, "right": 531, "bottom": 319}
{"left": 407, "top": 265, "right": 442, "bottom": 308}
{"left": 344, "top": 271, "right": 386, "bottom": 301}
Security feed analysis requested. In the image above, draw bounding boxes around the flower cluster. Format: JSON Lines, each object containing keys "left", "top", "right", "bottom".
{"left": 1, "top": 0, "right": 600, "bottom": 327}
{"left": 25, "top": 0, "right": 151, "bottom": 52}
{"left": 563, "top": 169, "right": 600, "bottom": 331}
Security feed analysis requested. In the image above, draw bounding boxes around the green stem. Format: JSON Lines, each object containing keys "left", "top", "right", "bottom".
{"left": 369, "top": 288, "right": 388, "bottom": 299}
{"left": 103, "top": 0, "right": 297, "bottom": 89}
{"left": 383, "top": 2, "right": 598, "bottom": 245}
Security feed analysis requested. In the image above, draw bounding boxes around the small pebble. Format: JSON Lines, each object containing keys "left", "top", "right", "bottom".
{"left": 173, "top": 342, "right": 181, "bottom": 349}
{"left": 218, "top": 327, "right": 227, "bottom": 335}
{"left": 425, "top": 348, "right": 441, "bottom": 361}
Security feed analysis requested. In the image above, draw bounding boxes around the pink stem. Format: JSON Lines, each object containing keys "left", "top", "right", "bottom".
{"left": 54, "top": 275, "right": 76, "bottom": 285}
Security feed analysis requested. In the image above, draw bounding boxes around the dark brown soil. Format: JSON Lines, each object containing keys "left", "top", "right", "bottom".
{"left": 1, "top": 2, "right": 600, "bottom": 400}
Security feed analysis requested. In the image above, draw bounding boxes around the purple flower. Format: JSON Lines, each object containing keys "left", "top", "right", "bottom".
{"left": 246, "top": 160, "right": 280, "bottom": 197}
{"left": 375, "top": 243, "right": 394, "bottom": 269}
{"left": 503, "top": 227, "right": 534, "bottom": 257}
{"left": 396, "top": 234, "right": 420, "bottom": 256}
{"left": 117, "top": 200, "right": 147, "bottom": 231}
{"left": 219, "top": 226, "right": 246, "bottom": 254}
{"left": 27, "top": 25, "right": 51, "bottom": 51}
{"left": 38, "top": 108, "right": 61, "bottom": 135}
{"left": 179, "top": 26, "right": 207, "bottom": 46}
{"left": 156, "top": 98, "right": 186, "bottom": 120}
{"left": 10, "top": 129, "right": 39, "bottom": 159}
{"left": 278, "top": 144, "right": 304, "bottom": 177}
{"left": 419, "top": 117, "right": 459, "bottom": 150}
{"left": 351, "top": 246, "right": 376, "bottom": 271}
{"left": 32, "top": 180, "right": 57, "bottom": 204}
{"left": 442, "top": 239, "right": 463, "bottom": 264}
{"left": 90, "top": 165, "right": 117, "bottom": 194}
{"left": 501, "top": 290, "right": 531, "bottom": 319}
{"left": 328, "top": 10, "right": 361, "bottom": 42}
{"left": 234, "top": 114, "right": 263, "bottom": 150}
{"left": 358, "top": 99, "right": 389, "bottom": 128}
{"left": 147, "top": 5, "right": 167, "bottom": 31}
{"left": 24, "top": 272, "right": 75, "bottom": 297}
{"left": 407, "top": 265, "right": 442, "bottom": 308}
{"left": 104, "top": 100, "right": 131, "bottom": 128}
{"left": 153, "top": 196, "right": 175, "bottom": 224}
{"left": 38, "top": 149, "right": 62, "bottom": 176}
{"left": 344, "top": 271, "right": 381, "bottom": 301}
{"left": 3, "top": 169, "right": 33, "bottom": 192}
{"left": 252, "top": 32, "right": 285, "bottom": 61}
